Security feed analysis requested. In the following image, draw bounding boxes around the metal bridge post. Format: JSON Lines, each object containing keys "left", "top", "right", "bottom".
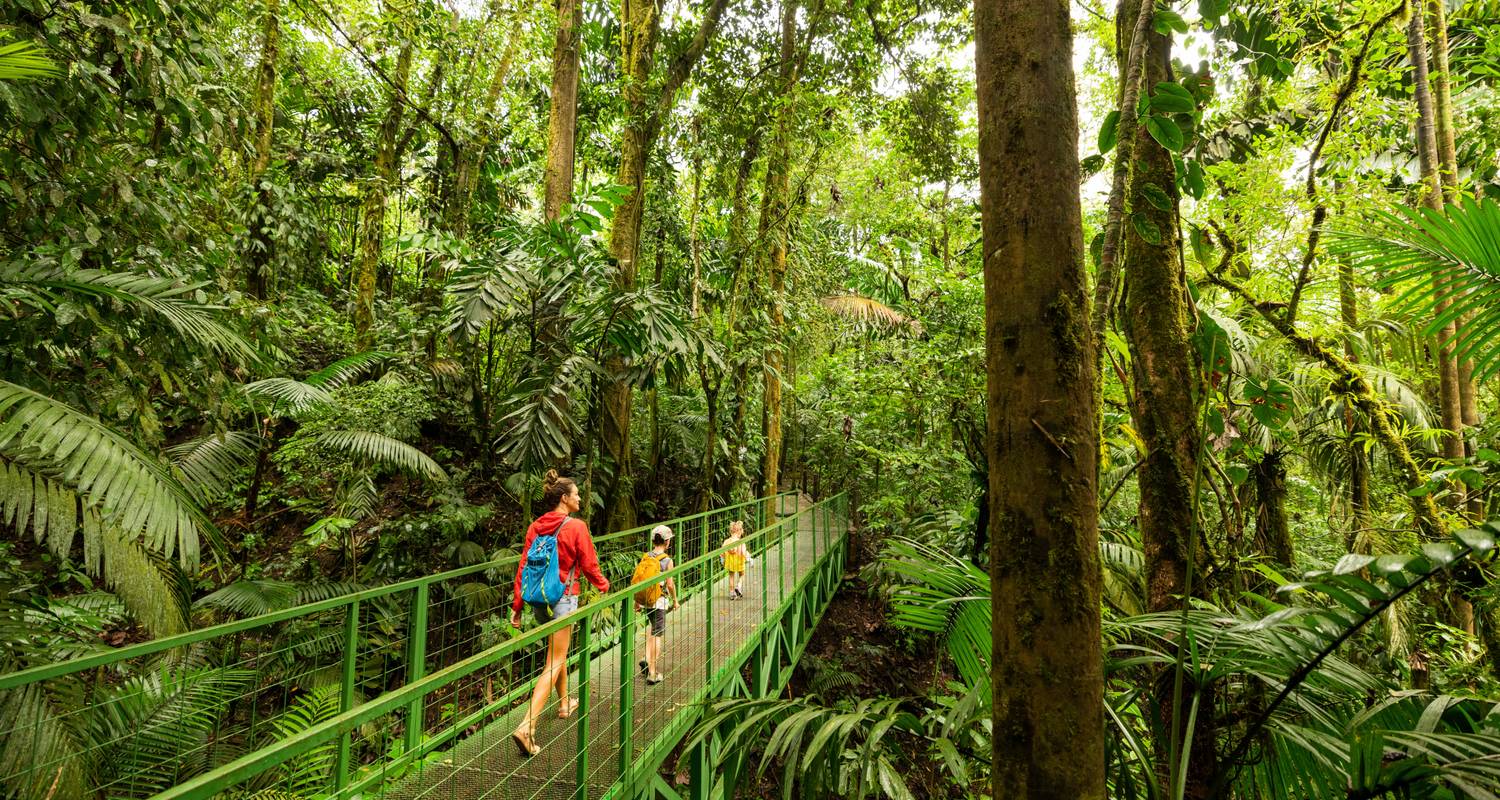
{"left": 403, "top": 584, "right": 428, "bottom": 755}
{"left": 336, "top": 599, "right": 360, "bottom": 790}
{"left": 619, "top": 595, "right": 636, "bottom": 782}
{"left": 575, "top": 614, "right": 593, "bottom": 800}
{"left": 705, "top": 573, "right": 714, "bottom": 689}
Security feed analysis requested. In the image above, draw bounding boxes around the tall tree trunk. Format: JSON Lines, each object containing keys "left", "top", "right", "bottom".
{"left": 543, "top": 0, "right": 582, "bottom": 222}
{"left": 246, "top": 0, "right": 281, "bottom": 300}
{"left": 759, "top": 0, "right": 801, "bottom": 515}
{"left": 599, "top": 0, "right": 731, "bottom": 531}
{"left": 1427, "top": 0, "right": 1483, "bottom": 516}
{"left": 717, "top": 132, "right": 763, "bottom": 504}
{"left": 1407, "top": 11, "right": 1465, "bottom": 479}
{"left": 1115, "top": 2, "right": 1215, "bottom": 793}
{"left": 1252, "top": 450, "right": 1293, "bottom": 568}
{"left": 975, "top": 0, "right": 1104, "bottom": 796}
{"left": 1117, "top": 0, "right": 1206, "bottom": 615}
{"left": 353, "top": 40, "right": 412, "bottom": 350}
{"left": 598, "top": 0, "right": 661, "bottom": 532}
{"left": 1339, "top": 257, "right": 1372, "bottom": 543}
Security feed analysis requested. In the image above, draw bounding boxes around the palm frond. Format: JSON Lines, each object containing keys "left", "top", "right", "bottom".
{"left": 686, "top": 696, "right": 922, "bottom": 800}
{"left": 495, "top": 356, "right": 591, "bottom": 470}
{"left": 4, "top": 264, "right": 259, "bottom": 365}
{"left": 242, "top": 378, "right": 335, "bottom": 416}
{"left": 0, "top": 381, "right": 217, "bottom": 570}
{"left": 820, "top": 293, "right": 921, "bottom": 334}
{"left": 90, "top": 667, "right": 254, "bottom": 796}
{"left": 82, "top": 513, "right": 191, "bottom": 636}
{"left": 166, "top": 431, "right": 260, "bottom": 504}
{"left": 1328, "top": 198, "right": 1500, "bottom": 381}
{"left": 0, "top": 39, "right": 61, "bottom": 80}
{"left": 264, "top": 686, "right": 341, "bottom": 796}
{"left": 0, "top": 679, "right": 89, "bottom": 800}
{"left": 313, "top": 430, "right": 447, "bottom": 482}
{"left": 193, "top": 579, "right": 364, "bottom": 618}
{"left": 304, "top": 351, "right": 393, "bottom": 389}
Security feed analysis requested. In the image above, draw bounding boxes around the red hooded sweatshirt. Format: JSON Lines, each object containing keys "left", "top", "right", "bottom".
{"left": 511, "top": 512, "right": 609, "bottom": 614}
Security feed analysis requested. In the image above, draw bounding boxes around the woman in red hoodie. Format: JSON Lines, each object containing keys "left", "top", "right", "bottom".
{"left": 509, "top": 470, "right": 608, "bottom": 756}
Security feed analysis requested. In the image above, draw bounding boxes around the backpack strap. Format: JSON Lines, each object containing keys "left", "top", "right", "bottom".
{"left": 552, "top": 516, "right": 580, "bottom": 589}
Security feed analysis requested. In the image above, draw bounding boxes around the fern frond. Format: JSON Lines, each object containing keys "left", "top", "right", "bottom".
{"left": 0, "top": 39, "right": 61, "bottom": 80}
{"left": 313, "top": 430, "right": 447, "bottom": 482}
{"left": 3, "top": 264, "right": 259, "bottom": 365}
{"left": 0, "top": 381, "right": 217, "bottom": 570}
{"left": 194, "top": 579, "right": 364, "bottom": 618}
{"left": 243, "top": 378, "right": 335, "bottom": 416}
{"left": 0, "top": 679, "right": 90, "bottom": 800}
{"left": 166, "top": 431, "right": 260, "bottom": 503}
{"left": 265, "top": 686, "right": 341, "bottom": 795}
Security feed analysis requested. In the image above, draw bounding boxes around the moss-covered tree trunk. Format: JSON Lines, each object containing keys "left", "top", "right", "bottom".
{"left": 1252, "top": 450, "right": 1293, "bottom": 568}
{"left": 542, "top": 0, "right": 582, "bottom": 223}
{"left": 353, "top": 39, "right": 412, "bottom": 350}
{"left": 1115, "top": 1, "right": 1216, "bottom": 791}
{"left": 758, "top": 0, "right": 800, "bottom": 517}
{"left": 1339, "top": 257, "right": 1372, "bottom": 542}
{"left": 1406, "top": 11, "right": 1465, "bottom": 481}
{"left": 244, "top": 0, "right": 280, "bottom": 300}
{"left": 974, "top": 0, "right": 1104, "bottom": 795}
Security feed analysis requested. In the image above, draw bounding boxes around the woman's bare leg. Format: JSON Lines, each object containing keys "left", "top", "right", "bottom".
{"left": 552, "top": 625, "right": 572, "bottom": 700}
{"left": 524, "top": 625, "right": 573, "bottom": 732}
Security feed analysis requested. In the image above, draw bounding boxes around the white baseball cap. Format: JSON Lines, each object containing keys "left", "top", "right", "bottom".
{"left": 651, "top": 525, "right": 674, "bottom": 540}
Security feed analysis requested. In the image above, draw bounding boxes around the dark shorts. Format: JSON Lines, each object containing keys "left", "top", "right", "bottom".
{"left": 530, "top": 593, "right": 579, "bottom": 625}
{"left": 645, "top": 607, "right": 666, "bottom": 637}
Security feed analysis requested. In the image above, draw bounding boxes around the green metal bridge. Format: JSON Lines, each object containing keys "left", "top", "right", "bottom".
{"left": 0, "top": 492, "right": 850, "bottom": 800}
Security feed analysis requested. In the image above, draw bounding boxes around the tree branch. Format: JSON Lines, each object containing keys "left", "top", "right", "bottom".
{"left": 1284, "top": 3, "right": 1403, "bottom": 326}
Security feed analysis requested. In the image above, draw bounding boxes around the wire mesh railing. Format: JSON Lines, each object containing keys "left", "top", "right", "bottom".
{"left": 137, "top": 492, "right": 845, "bottom": 800}
{"left": 0, "top": 492, "right": 841, "bottom": 800}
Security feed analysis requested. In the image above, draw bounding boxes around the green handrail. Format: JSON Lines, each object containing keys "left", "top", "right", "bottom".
{"left": 0, "top": 491, "right": 795, "bottom": 692}
{"left": 151, "top": 492, "right": 848, "bottom": 800}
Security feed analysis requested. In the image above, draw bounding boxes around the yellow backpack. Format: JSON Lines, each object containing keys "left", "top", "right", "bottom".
{"left": 631, "top": 552, "right": 668, "bottom": 607}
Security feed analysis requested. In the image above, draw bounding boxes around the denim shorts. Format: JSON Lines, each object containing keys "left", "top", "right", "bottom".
{"left": 530, "top": 593, "right": 579, "bottom": 625}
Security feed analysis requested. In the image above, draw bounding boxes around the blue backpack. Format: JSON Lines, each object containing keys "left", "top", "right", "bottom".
{"left": 521, "top": 516, "right": 576, "bottom": 606}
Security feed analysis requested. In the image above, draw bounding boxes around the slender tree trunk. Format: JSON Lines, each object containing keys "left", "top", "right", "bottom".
{"left": 599, "top": 0, "right": 731, "bottom": 530}
{"left": 1089, "top": 0, "right": 1156, "bottom": 381}
{"left": 975, "top": 0, "right": 1104, "bottom": 796}
{"left": 1339, "top": 257, "right": 1372, "bottom": 543}
{"left": 353, "top": 40, "right": 412, "bottom": 350}
{"left": 1116, "top": 3, "right": 1215, "bottom": 790}
{"left": 246, "top": 0, "right": 280, "bottom": 300}
{"left": 1428, "top": 0, "right": 1483, "bottom": 518}
{"left": 718, "top": 133, "right": 763, "bottom": 504}
{"left": 543, "top": 0, "right": 582, "bottom": 222}
{"left": 760, "top": 0, "right": 801, "bottom": 516}
{"left": 598, "top": 0, "right": 661, "bottom": 532}
{"left": 1407, "top": 11, "right": 1465, "bottom": 479}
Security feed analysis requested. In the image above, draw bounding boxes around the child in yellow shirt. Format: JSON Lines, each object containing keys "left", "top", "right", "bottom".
{"left": 721, "top": 520, "right": 748, "bottom": 599}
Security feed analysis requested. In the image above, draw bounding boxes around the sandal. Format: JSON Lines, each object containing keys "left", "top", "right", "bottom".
{"left": 557, "top": 697, "right": 579, "bottom": 719}
{"left": 512, "top": 726, "right": 540, "bottom": 757}
{"left": 639, "top": 659, "right": 649, "bottom": 675}
{"left": 646, "top": 672, "right": 664, "bottom": 685}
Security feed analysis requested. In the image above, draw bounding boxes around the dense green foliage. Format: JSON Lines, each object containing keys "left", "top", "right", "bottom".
{"left": 3, "top": 0, "right": 1500, "bottom": 798}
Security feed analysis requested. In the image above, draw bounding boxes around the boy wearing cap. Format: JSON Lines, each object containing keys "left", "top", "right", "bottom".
{"left": 639, "top": 525, "right": 678, "bottom": 684}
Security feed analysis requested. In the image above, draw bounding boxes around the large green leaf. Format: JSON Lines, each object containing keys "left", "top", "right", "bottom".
{"left": 0, "top": 381, "right": 217, "bottom": 571}
{"left": 1328, "top": 198, "right": 1500, "bottom": 381}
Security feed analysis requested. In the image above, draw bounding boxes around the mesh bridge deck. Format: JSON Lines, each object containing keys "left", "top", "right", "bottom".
{"left": 382, "top": 495, "right": 834, "bottom": 800}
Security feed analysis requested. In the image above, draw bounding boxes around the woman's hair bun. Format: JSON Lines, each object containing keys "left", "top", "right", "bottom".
{"left": 542, "top": 468, "right": 560, "bottom": 488}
